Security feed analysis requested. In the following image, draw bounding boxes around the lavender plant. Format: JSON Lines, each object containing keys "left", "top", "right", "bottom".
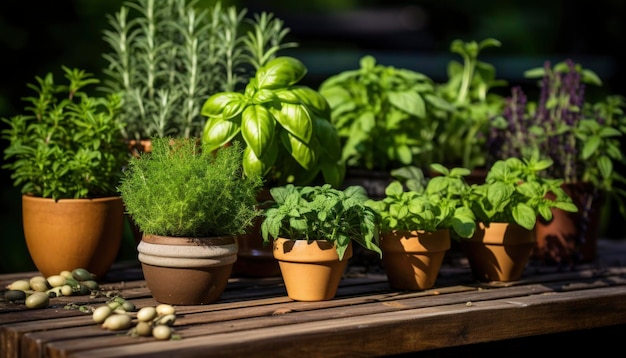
{"left": 489, "top": 59, "right": 626, "bottom": 217}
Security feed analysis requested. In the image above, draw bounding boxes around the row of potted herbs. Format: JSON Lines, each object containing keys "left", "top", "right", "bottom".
{"left": 119, "top": 136, "right": 577, "bottom": 304}
{"left": 1, "top": 0, "right": 625, "bottom": 304}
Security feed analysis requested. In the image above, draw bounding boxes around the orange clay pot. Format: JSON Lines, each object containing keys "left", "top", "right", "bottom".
{"left": 461, "top": 222, "right": 535, "bottom": 282}
{"left": 381, "top": 229, "right": 451, "bottom": 290}
{"left": 273, "top": 238, "right": 352, "bottom": 301}
{"left": 22, "top": 195, "right": 124, "bottom": 279}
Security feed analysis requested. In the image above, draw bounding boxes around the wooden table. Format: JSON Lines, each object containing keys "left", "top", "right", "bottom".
{"left": 2, "top": 239, "right": 626, "bottom": 358}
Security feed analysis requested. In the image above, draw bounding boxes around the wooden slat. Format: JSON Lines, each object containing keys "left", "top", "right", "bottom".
{"left": 1, "top": 239, "right": 625, "bottom": 358}
{"left": 60, "top": 286, "right": 626, "bottom": 358}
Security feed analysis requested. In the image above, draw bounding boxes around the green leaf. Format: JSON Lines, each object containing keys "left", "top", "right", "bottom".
{"left": 280, "top": 130, "right": 316, "bottom": 170}
{"left": 202, "top": 117, "right": 240, "bottom": 152}
{"left": 241, "top": 104, "right": 275, "bottom": 159}
{"left": 512, "top": 203, "right": 537, "bottom": 230}
{"left": 388, "top": 91, "right": 425, "bottom": 118}
{"left": 255, "top": 57, "right": 307, "bottom": 89}
{"left": 201, "top": 92, "right": 245, "bottom": 118}
{"left": 581, "top": 136, "right": 601, "bottom": 159}
{"left": 274, "top": 103, "right": 313, "bottom": 143}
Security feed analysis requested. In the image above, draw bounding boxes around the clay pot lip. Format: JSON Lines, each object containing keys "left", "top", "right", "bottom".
{"left": 380, "top": 229, "right": 451, "bottom": 252}
{"left": 273, "top": 237, "right": 353, "bottom": 262}
{"left": 467, "top": 222, "right": 535, "bottom": 245}
{"left": 22, "top": 194, "right": 122, "bottom": 204}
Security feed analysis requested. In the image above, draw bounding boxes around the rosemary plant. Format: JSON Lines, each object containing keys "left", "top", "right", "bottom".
{"left": 101, "top": 0, "right": 297, "bottom": 140}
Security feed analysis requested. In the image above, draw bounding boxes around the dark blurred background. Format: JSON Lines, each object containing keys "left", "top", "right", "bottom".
{"left": 2, "top": 0, "right": 625, "bottom": 273}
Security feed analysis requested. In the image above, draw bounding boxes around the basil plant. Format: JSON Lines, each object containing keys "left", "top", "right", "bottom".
{"left": 201, "top": 56, "right": 345, "bottom": 187}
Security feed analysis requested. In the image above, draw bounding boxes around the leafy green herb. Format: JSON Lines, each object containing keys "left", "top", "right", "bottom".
{"left": 467, "top": 152, "right": 578, "bottom": 230}
{"left": 2, "top": 67, "right": 127, "bottom": 200}
{"left": 319, "top": 55, "right": 452, "bottom": 172}
{"left": 118, "top": 138, "right": 262, "bottom": 237}
{"left": 367, "top": 164, "right": 476, "bottom": 238}
{"left": 202, "top": 56, "right": 344, "bottom": 187}
{"left": 261, "top": 184, "right": 381, "bottom": 261}
{"left": 434, "top": 38, "right": 507, "bottom": 169}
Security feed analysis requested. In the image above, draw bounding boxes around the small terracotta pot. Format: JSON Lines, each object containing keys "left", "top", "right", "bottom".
{"left": 461, "top": 222, "right": 535, "bottom": 282}
{"left": 381, "top": 229, "right": 451, "bottom": 290}
{"left": 273, "top": 238, "right": 352, "bottom": 301}
{"left": 22, "top": 195, "right": 124, "bottom": 279}
{"left": 137, "top": 235, "right": 238, "bottom": 305}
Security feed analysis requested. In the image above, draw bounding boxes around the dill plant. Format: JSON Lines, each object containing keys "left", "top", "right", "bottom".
{"left": 118, "top": 138, "right": 263, "bottom": 237}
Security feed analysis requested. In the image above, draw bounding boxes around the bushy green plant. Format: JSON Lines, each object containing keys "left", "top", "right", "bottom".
{"left": 118, "top": 138, "right": 262, "bottom": 237}
{"left": 102, "top": 0, "right": 297, "bottom": 140}
{"left": 434, "top": 38, "right": 507, "bottom": 169}
{"left": 201, "top": 56, "right": 344, "bottom": 187}
{"left": 366, "top": 164, "right": 475, "bottom": 238}
{"left": 261, "top": 184, "right": 381, "bottom": 260}
{"left": 467, "top": 152, "right": 578, "bottom": 230}
{"left": 319, "top": 55, "right": 452, "bottom": 172}
{"left": 1, "top": 66, "right": 127, "bottom": 200}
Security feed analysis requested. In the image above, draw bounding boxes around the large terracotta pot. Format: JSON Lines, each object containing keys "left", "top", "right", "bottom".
{"left": 22, "top": 195, "right": 124, "bottom": 279}
{"left": 534, "top": 183, "right": 603, "bottom": 264}
{"left": 461, "top": 222, "right": 535, "bottom": 282}
{"left": 273, "top": 238, "right": 352, "bottom": 301}
{"left": 137, "top": 235, "right": 238, "bottom": 305}
{"left": 381, "top": 229, "right": 451, "bottom": 290}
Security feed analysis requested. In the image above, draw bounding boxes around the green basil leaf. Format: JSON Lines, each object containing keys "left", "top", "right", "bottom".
{"left": 315, "top": 118, "right": 342, "bottom": 162}
{"left": 256, "top": 57, "right": 307, "bottom": 89}
{"left": 291, "top": 86, "right": 331, "bottom": 119}
{"left": 280, "top": 130, "right": 316, "bottom": 170}
{"left": 202, "top": 117, "right": 240, "bottom": 152}
{"left": 388, "top": 91, "right": 425, "bottom": 118}
{"left": 275, "top": 103, "right": 313, "bottom": 143}
{"left": 241, "top": 105, "right": 276, "bottom": 159}
{"left": 201, "top": 92, "right": 245, "bottom": 118}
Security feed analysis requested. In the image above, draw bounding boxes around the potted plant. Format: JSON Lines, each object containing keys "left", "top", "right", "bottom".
{"left": 462, "top": 153, "right": 579, "bottom": 281}
{"left": 118, "top": 137, "right": 262, "bottom": 305}
{"left": 1, "top": 66, "right": 129, "bottom": 279}
{"left": 261, "top": 184, "right": 381, "bottom": 301}
{"left": 433, "top": 38, "right": 507, "bottom": 177}
{"left": 488, "top": 59, "right": 626, "bottom": 263}
{"left": 101, "top": 0, "right": 297, "bottom": 144}
{"left": 201, "top": 55, "right": 345, "bottom": 276}
{"left": 366, "top": 164, "right": 476, "bottom": 290}
{"left": 318, "top": 55, "right": 452, "bottom": 197}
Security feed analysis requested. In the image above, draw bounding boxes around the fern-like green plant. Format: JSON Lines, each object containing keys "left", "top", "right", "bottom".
{"left": 101, "top": 0, "right": 297, "bottom": 140}
{"left": 118, "top": 138, "right": 262, "bottom": 237}
{"left": 261, "top": 184, "right": 381, "bottom": 261}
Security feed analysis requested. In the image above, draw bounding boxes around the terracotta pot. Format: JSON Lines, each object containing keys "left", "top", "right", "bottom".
{"left": 273, "top": 238, "right": 352, "bottom": 301}
{"left": 534, "top": 183, "right": 602, "bottom": 264}
{"left": 461, "top": 222, "right": 535, "bottom": 282}
{"left": 22, "top": 195, "right": 124, "bottom": 279}
{"left": 137, "top": 235, "right": 238, "bottom": 305}
{"left": 381, "top": 229, "right": 451, "bottom": 290}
